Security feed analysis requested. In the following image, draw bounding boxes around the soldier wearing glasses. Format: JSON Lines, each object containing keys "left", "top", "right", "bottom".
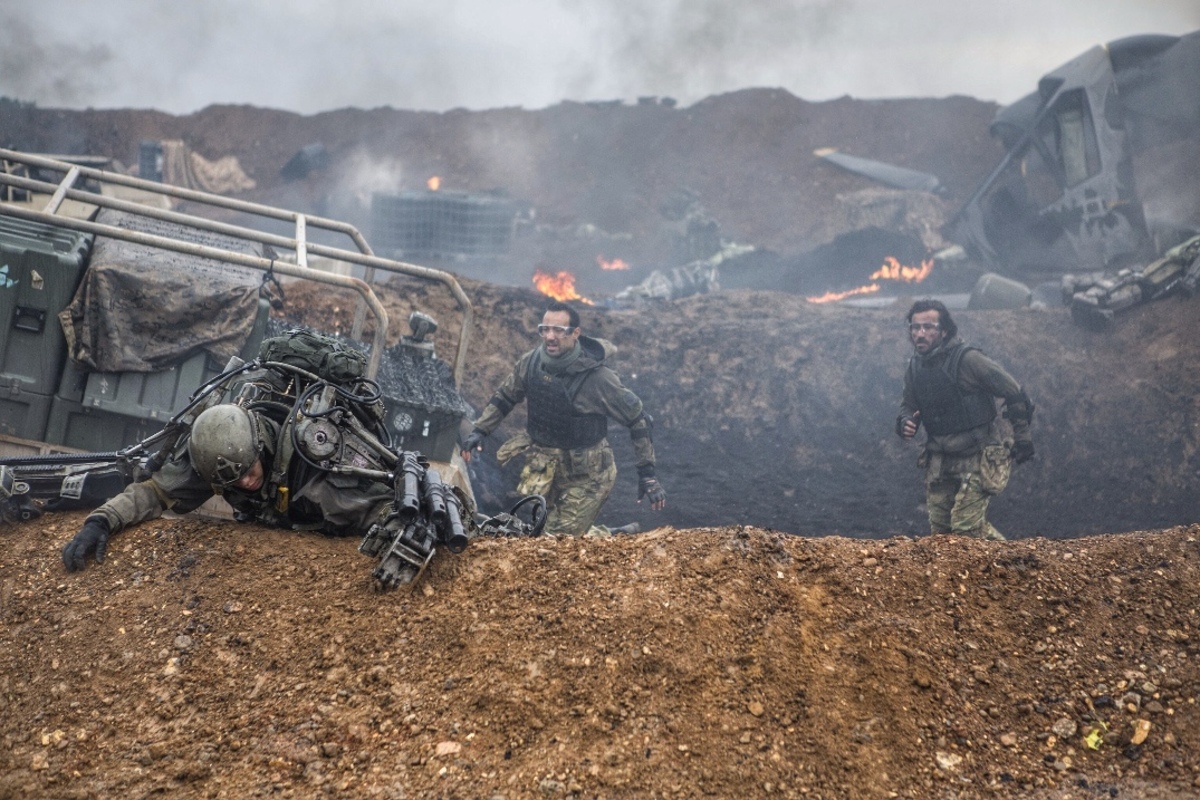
{"left": 896, "top": 299, "right": 1034, "bottom": 541}
{"left": 461, "top": 300, "right": 665, "bottom": 536}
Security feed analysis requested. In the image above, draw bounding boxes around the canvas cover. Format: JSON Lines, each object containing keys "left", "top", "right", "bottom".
{"left": 59, "top": 208, "right": 263, "bottom": 372}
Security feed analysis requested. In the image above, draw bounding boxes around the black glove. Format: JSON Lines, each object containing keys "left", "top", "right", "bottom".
{"left": 62, "top": 518, "right": 111, "bottom": 573}
{"left": 461, "top": 429, "right": 486, "bottom": 455}
{"left": 1011, "top": 440, "right": 1035, "bottom": 465}
{"left": 637, "top": 465, "right": 667, "bottom": 510}
{"left": 638, "top": 477, "right": 667, "bottom": 507}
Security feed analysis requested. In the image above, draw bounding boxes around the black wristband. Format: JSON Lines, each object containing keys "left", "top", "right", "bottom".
{"left": 636, "top": 463, "right": 656, "bottom": 480}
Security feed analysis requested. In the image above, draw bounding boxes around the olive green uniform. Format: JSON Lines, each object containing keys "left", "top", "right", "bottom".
{"left": 898, "top": 336, "right": 1033, "bottom": 540}
{"left": 89, "top": 414, "right": 394, "bottom": 537}
{"left": 473, "top": 336, "right": 655, "bottom": 536}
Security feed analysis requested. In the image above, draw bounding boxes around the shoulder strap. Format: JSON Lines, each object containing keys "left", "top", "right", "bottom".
{"left": 943, "top": 343, "right": 977, "bottom": 383}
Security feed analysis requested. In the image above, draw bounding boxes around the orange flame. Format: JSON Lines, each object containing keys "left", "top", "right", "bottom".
{"left": 870, "top": 256, "right": 934, "bottom": 282}
{"left": 427, "top": 176, "right": 441, "bottom": 191}
{"left": 807, "top": 256, "right": 934, "bottom": 304}
{"left": 806, "top": 284, "right": 882, "bottom": 303}
{"left": 532, "top": 269, "right": 594, "bottom": 305}
{"left": 597, "top": 255, "right": 630, "bottom": 271}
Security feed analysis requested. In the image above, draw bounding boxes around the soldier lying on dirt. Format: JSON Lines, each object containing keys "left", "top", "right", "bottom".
{"left": 61, "top": 400, "right": 430, "bottom": 568}
{"left": 57, "top": 330, "right": 538, "bottom": 590}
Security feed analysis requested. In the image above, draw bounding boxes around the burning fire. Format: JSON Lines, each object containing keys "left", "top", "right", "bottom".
{"left": 533, "top": 269, "right": 594, "bottom": 305}
{"left": 597, "top": 255, "right": 630, "bottom": 271}
{"left": 807, "top": 256, "right": 934, "bottom": 303}
{"left": 870, "top": 256, "right": 934, "bottom": 282}
{"left": 806, "top": 284, "right": 882, "bottom": 304}
{"left": 427, "top": 176, "right": 441, "bottom": 191}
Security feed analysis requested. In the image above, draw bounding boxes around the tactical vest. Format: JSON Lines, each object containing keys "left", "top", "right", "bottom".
{"left": 524, "top": 351, "right": 608, "bottom": 450}
{"left": 910, "top": 343, "right": 996, "bottom": 436}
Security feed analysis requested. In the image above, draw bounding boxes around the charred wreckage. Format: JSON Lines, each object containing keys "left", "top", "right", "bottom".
{"left": 816, "top": 31, "right": 1200, "bottom": 326}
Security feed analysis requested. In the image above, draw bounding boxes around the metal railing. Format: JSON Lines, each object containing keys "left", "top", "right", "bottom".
{"left": 0, "top": 148, "right": 474, "bottom": 385}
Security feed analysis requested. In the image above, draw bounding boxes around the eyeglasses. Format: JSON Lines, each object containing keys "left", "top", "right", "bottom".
{"left": 908, "top": 322, "right": 941, "bottom": 333}
{"left": 537, "top": 324, "right": 576, "bottom": 336}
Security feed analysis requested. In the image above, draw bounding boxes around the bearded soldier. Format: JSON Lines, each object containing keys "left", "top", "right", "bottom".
{"left": 461, "top": 301, "right": 665, "bottom": 536}
{"left": 896, "top": 299, "right": 1034, "bottom": 540}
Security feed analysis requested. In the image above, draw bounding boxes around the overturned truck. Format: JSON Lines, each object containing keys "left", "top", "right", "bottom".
{"left": 0, "top": 149, "right": 539, "bottom": 586}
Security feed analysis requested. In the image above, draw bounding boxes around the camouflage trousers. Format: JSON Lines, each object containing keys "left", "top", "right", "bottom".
{"left": 923, "top": 449, "right": 1006, "bottom": 541}
{"left": 498, "top": 434, "right": 618, "bottom": 537}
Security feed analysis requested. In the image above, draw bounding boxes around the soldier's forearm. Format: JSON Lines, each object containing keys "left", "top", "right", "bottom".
{"left": 631, "top": 436, "right": 656, "bottom": 466}
{"left": 1002, "top": 389, "right": 1034, "bottom": 430}
{"left": 473, "top": 404, "right": 508, "bottom": 434}
{"left": 92, "top": 480, "right": 170, "bottom": 535}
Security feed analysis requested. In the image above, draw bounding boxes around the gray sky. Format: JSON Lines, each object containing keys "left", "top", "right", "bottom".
{"left": 2, "top": 0, "right": 1197, "bottom": 114}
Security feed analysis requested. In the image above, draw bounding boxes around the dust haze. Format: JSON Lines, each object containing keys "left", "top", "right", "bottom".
{"left": 1, "top": 0, "right": 1196, "bottom": 114}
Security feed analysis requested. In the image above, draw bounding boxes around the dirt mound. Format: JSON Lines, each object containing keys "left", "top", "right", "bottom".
{"left": 0, "top": 91, "right": 1004, "bottom": 293}
{"left": 4, "top": 512, "right": 1200, "bottom": 799}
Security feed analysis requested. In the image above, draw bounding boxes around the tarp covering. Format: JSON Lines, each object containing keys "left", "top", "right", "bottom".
{"left": 160, "top": 140, "right": 257, "bottom": 195}
{"left": 59, "top": 209, "right": 263, "bottom": 372}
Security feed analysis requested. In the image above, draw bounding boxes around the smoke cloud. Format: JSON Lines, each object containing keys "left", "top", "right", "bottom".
{"left": 0, "top": 0, "right": 1197, "bottom": 114}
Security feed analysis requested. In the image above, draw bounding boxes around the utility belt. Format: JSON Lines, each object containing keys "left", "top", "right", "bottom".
{"left": 552, "top": 438, "right": 613, "bottom": 478}
{"left": 919, "top": 438, "right": 1012, "bottom": 496}
{"left": 498, "top": 433, "right": 613, "bottom": 486}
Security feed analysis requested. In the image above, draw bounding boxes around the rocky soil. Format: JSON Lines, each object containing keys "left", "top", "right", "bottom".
{"left": 3, "top": 514, "right": 1200, "bottom": 800}
{"left": 4, "top": 274, "right": 1199, "bottom": 799}
{"left": 2, "top": 90, "right": 1200, "bottom": 798}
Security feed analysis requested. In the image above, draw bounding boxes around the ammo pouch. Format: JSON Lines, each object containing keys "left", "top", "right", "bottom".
{"left": 517, "top": 449, "right": 556, "bottom": 498}
{"left": 496, "top": 432, "right": 533, "bottom": 466}
{"left": 979, "top": 443, "right": 1012, "bottom": 495}
{"left": 562, "top": 440, "right": 612, "bottom": 478}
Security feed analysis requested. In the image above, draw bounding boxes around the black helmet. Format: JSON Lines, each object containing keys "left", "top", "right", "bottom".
{"left": 188, "top": 405, "right": 262, "bottom": 487}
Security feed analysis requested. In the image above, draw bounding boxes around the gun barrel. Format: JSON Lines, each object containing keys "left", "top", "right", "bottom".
{"left": 394, "top": 452, "right": 423, "bottom": 522}
{"left": 442, "top": 501, "right": 468, "bottom": 553}
{"left": 0, "top": 452, "right": 122, "bottom": 467}
{"left": 422, "top": 468, "right": 449, "bottom": 524}
{"left": 429, "top": 470, "right": 468, "bottom": 553}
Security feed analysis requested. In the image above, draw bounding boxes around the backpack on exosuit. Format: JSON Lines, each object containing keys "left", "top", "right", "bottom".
{"left": 1, "top": 328, "right": 546, "bottom": 590}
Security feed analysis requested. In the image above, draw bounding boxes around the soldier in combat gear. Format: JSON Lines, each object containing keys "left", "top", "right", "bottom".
{"left": 62, "top": 401, "right": 399, "bottom": 572}
{"left": 461, "top": 301, "right": 666, "bottom": 536}
{"left": 61, "top": 331, "right": 479, "bottom": 588}
{"left": 896, "top": 299, "right": 1034, "bottom": 541}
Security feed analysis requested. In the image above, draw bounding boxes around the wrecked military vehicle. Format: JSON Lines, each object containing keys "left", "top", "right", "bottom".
{"left": 817, "top": 31, "right": 1200, "bottom": 324}
{"left": 0, "top": 149, "right": 540, "bottom": 586}
{"left": 946, "top": 34, "right": 1191, "bottom": 278}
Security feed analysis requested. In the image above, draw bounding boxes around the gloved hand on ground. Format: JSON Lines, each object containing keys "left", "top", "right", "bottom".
{"left": 62, "top": 518, "right": 110, "bottom": 573}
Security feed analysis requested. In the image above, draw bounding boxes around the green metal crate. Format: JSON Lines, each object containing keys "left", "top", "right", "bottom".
{"left": 0, "top": 216, "right": 93, "bottom": 396}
